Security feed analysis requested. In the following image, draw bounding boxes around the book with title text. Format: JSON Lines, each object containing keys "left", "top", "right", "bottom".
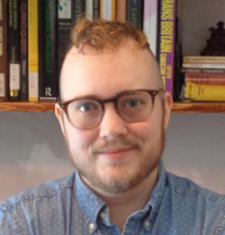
{"left": 158, "top": 0, "right": 176, "bottom": 96}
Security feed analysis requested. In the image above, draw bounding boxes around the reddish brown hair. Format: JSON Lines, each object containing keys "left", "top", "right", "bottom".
{"left": 70, "top": 18, "right": 150, "bottom": 52}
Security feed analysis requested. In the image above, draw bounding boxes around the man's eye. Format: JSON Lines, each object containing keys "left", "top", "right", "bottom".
{"left": 78, "top": 103, "right": 97, "bottom": 112}
{"left": 125, "top": 99, "right": 144, "bottom": 108}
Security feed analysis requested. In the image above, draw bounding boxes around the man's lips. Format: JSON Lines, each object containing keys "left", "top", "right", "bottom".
{"left": 95, "top": 145, "right": 137, "bottom": 157}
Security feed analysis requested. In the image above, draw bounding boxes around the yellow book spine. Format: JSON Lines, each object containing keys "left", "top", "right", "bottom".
{"left": 185, "top": 82, "right": 225, "bottom": 101}
{"left": 111, "top": 0, "right": 116, "bottom": 21}
{"left": 28, "top": 0, "right": 38, "bottom": 102}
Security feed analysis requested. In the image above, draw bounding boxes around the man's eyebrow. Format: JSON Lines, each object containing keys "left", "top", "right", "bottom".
{"left": 61, "top": 89, "right": 139, "bottom": 103}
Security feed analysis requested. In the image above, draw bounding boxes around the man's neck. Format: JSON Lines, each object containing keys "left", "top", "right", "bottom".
{"left": 100, "top": 167, "right": 159, "bottom": 231}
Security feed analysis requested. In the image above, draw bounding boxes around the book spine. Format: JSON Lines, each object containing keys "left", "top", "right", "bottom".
{"left": 184, "top": 82, "right": 225, "bottom": 101}
{"left": 126, "top": 0, "right": 144, "bottom": 29}
{"left": 185, "top": 72, "right": 225, "bottom": 85}
{"left": 100, "top": 0, "right": 116, "bottom": 21}
{"left": 185, "top": 78, "right": 225, "bottom": 85}
{"left": 158, "top": 0, "right": 176, "bottom": 95}
{"left": 72, "top": 0, "right": 86, "bottom": 24}
{"left": 20, "top": 0, "right": 28, "bottom": 101}
{"left": 182, "top": 68, "right": 225, "bottom": 74}
{"left": 8, "top": 0, "right": 20, "bottom": 100}
{"left": 143, "top": 0, "right": 158, "bottom": 55}
{"left": 39, "top": 0, "right": 58, "bottom": 101}
{"left": 93, "top": 0, "right": 100, "bottom": 20}
{"left": 0, "top": 0, "right": 7, "bottom": 100}
{"left": 57, "top": 0, "right": 72, "bottom": 79}
{"left": 185, "top": 72, "right": 225, "bottom": 79}
{"left": 183, "top": 63, "right": 225, "bottom": 69}
{"left": 183, "top": 56, "right": 225, "bottom": 64}
{"left": 28, "top": 0, "right": 39, "bottom": 102}
{"left": 86, "top": 0, "right": 93, "bottom": 20}
{"left": 116, "top": 0, "right": 126, "bottom": 23}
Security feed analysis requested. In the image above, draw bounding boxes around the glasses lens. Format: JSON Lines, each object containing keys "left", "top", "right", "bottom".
{"left": 117, "top": 91, "right": 153, "bottom": 122}
{"left": 67, "top": 99, "right": 102, "bottom": 129}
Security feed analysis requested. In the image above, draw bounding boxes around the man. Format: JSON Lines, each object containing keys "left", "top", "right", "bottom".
{"left": 1, "top": 19, "right": 225, "bottom": 235}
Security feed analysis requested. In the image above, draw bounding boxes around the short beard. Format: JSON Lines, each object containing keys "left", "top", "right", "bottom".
{"left": 63, "top": 105, "right": 166, "bottom": 194}
{"left": 65, "top": 124, "right": 165, "bottom": 194}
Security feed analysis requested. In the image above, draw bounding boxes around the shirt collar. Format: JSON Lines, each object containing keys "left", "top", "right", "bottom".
{"left": 74, "top": 163, "right": 167, "bottom": 224}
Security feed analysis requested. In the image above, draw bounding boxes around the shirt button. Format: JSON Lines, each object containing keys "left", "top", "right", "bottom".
{"left": 143, "top": 219, "right": 151, "bottom": 231}
{"left": 88, "top": 223, "right": 97, "bottom": 234}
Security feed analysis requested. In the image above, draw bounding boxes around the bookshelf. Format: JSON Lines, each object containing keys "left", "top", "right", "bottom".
{"left": 1, "top": 102, "right": 225, "bottom": 113}
{"left": 1, "top": 0, "right": 225, "bottom": 114}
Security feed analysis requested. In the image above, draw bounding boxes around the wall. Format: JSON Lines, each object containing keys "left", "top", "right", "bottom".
{"left": 0, "top": 112, "right": 225, "bottom": 201}
{"left": 179, "top": 0, "right": 225, "bottom": 55}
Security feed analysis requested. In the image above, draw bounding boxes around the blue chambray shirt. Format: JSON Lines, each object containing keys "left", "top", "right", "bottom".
{"left": 1, "top": 167, "right": 225, "bottom": 235}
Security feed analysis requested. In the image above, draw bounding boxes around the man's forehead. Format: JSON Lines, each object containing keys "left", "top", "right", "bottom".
{"left": 60, "top": 43, "right": 162, "bottom": 100}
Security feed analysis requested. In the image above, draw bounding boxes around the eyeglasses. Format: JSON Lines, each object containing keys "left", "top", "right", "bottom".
{"left": 59, "top": 89, "right": 164, "bottom": 130}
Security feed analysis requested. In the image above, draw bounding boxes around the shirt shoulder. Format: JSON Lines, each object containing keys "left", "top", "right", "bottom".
{"left": 167, "top": 172, "right": 225, "bottom": 199}
{"left": 166, "top": 172, "right": 225, "bottom": 233}
{"left": 0, "top": 173, "right": 75, "bottom": 234}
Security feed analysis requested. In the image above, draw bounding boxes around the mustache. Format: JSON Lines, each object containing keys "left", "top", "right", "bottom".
{"left": 90, "top": 138, "right": 141, "bottom": 154}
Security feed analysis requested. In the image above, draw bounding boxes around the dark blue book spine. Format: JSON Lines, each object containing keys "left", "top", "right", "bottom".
{"left": 57, "top": 0, "right": 73, "bottom": 81}
{"left": 8, "top": 0, "right": 20, "bottom": 100}
{"left": 20, "top": 0, "right": 28, "bottom": 101}
{"left": 72, "top": 0, "right": 86, "bottom": 25}
{"left": 126, "top": 0, "right": 144, "bottom": 30}
{"left": 93, "top": 0, "right": 100, "bottom": 20}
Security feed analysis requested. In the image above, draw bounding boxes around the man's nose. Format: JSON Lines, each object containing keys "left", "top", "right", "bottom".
{"left": 99, "top": 104, "right": 128, "bottom": 140}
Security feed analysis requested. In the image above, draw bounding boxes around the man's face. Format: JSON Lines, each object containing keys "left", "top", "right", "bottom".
{"left": 56, "top": 41, "right": 172, "bottom": 194}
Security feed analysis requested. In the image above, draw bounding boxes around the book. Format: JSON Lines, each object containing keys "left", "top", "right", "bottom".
{"left": 57, "top": 0, "right": 73, "bottom": 77}
{"left": 8, "top": 0, "right": 20, "bottom": 101}
{"left": 184, "top": 82, "right": 225, "bottom": 101}
{"left": 143, "top": 0, "right": 159, "bottom": 56}
{"left": 116, "top": 0, "right": 126, "bottom": 23}
{"left": 126, "top": 0, "right": 144, "bottom": 30}
{"left": 100, "top": 0, "right": 116, "bottom": 21}
{"left": 185, "top": 72, "right": 225, "bottom": 85}
{"left": 183, "top": 56, "right": 225, "bottom": 64}
{"left": 71, "top": 0, "right": 86, "bottom": 24}
{"left": 183, "top": 62, "right": 225, "bottom": 69}
{"left": 20, "top": 0, "right": 28, "bottom": 101}
{"left": 0, "top": 0, "right": 7, "bottom": 100}
{"left": 39, "top": 0, "right": 58, "bottom": 101}
{"left": 86, "top": 0, "right": 93, "bottom": 20}
{"left": 158, "top": 0, "right": 177, "bottom": 95}
{"left": 182, "top": 68, "right": 225, "bottom": 74}
{"left": 93, "top": 0, "right": 100, "bottom": 20}
{"left": 28, "top": 0, "right": 39, "bottom": 102}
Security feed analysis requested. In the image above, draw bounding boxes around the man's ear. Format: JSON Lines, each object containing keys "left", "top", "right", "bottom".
{"left": 163, "top": 91, "right": 173, "bottom": 130}
{"left": 55, "top": 103, "right": 66, "bottom": 137}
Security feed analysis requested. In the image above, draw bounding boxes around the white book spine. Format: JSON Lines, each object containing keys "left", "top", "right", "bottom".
{"left": 143, "top": 0, "right": 158, "bottom": 56}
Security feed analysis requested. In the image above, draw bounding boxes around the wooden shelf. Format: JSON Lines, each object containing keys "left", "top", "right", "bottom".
{"left": 1, "top": 101, "right": 225, "bottom": 113}
{"left": 172, "top": 102, "right": 225, "bottom": 113}
{"left": 0, "top": 102, "right": 55, "bottom": 112}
